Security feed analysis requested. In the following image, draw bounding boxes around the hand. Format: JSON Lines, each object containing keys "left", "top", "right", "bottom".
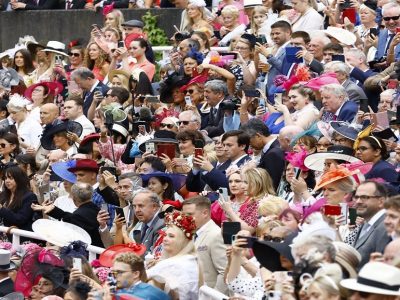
{"left": 192, "top": 155, "right": 213, "bottom": 172}
{"left": 219, "top": 26, "right": 230, "bottom": 36}
{"left": 290, "top": 177, "right": 308, "bottom": 195}
{"left": 218, "top": 197, "right": 233, "bottom": 215}
{"left": 161, "top": 154, "right": 173, "bottom": 172}
{"left": 102, "top": 171, "right": 117, "bottom": 188}
{"left": 97, "top": 210, "right": 110, "bottom": 230}
{"left": 355, "top": 216, "right": 365, "bottom": 226}
{"left": 31, "top": 203, "right": 54, "bottom": 214}
{"left": 114, "top": 214, "right": 126, "bottom": 230}
{"left": 296, "top": 49, "right": 313, "bottom": 64}
{"left": 369, "top": 252, "right": 384, "bottom": 262}
{"left": 390, "top": 33, "right": 400, "bottom": 48}
{"left": 66, "top": 132, "right": 80, "bottom": 143}
{"left": 273, "top": 101, "right": 288, "bottom": 113}
{"left": 26, "top": 147, "right": 36, "bottom": 156}
{"left": 365, "top": 34, "right": 378, "bottom": 50}
{"left": 255, "top": 42, "right": 271, "bottom": 57}
{"left": 231, "top": 236, "right": 247, "bottom": 256}
{"left": 333, "top": 214, "right": 346, "bottom": 227}
{"left": 11, "top": 1, "right": 26, "bottom": 9}
{"left": 255, "top": 106, "right": 266, "bottom": 119}
{"left": 69, "top": 268, "right": 83, "bottom": 283}
{"left": 113, "top": 47, "right": 128, "bottom": 59}
{"left": 264, "top": 278, "right": 276, "bottom": 291}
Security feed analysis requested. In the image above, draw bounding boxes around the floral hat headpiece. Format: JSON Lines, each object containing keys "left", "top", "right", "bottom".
{"left": 165, "top": 211, "right": 196, "bottom": 240}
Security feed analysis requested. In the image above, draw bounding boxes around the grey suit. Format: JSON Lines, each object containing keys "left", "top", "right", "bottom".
{"left": 352, "top": 213, "right": 391, "bottom": 268}
{"left": 131, "top": 214, "right": 165, "bottom": 254}
{"left": 342, "top": 79, "right": 367, "bottom": 104}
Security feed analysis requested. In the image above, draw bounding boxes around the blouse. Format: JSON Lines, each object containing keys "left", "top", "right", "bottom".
{"left": 291, "top": 8, "right": 324, "bottom": 32}
{"left": 98, "top": 137, "right": 135, "bottom": 174}
{"left": 239, "top": 198, "right": 259, "bottom": 228}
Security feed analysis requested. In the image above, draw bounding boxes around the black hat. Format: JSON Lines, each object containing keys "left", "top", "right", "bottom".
{"left": 241, "top": 33, "right": 257, "bottom": 47}
{"left": 363, "top": 0, "right": 377, "bottom": 12}
{"left": 40, "top": 121, "right": 83, "bottom": 151}
{"left": 159, "top": 74, "right": 190, "bottom": 104}
{"left": 139, "top": 130, "right": 178, "bottom": 153}
{"left": 122, "top": 19, "right": 144, "bottom": 28}
{"left": 389, "top": 105, "right": 400, "bottom": 126}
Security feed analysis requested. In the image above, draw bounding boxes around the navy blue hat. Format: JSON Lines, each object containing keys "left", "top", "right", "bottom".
{"left": 330, "top": 121, "right": 361, "bottom": 141}
{"left": 40, "top": 121, "right": 83, "bottom": 151}
{"left": 140, "top": 171, "right": 186, "bottom": 191}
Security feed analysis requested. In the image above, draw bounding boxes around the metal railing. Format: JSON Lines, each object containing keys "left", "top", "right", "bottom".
{"left": 0, "top": 226, "right": 105, "bottom": 261}
{"left": 152, "top": 46, "right": 230, "bottom": 59}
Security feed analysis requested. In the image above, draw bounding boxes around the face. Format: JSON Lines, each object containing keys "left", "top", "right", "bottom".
{"left": 105, "top": 31, "right": 119, "bottom": 43}
{"left": 0, "top": 138, "right": 15, "bottom": 156}
{"left": 53, "top": 133, "right": 69, "bottom": 148}
{"left": 133, "top": 193, "right": 158, "bottom": 223}
{"left": 321, "top": 90, "right": 343, "bottom": 113}
{"left": 213, "top": 137, "right": 226, "bottom": 158}
{"left": 354, "top": 182, "right": 383, "bottom": 219}
{"left": 291, "top": 0, "right": 307, "bottom": 13}
{"left": 384, "top": 208, "right": 400, "bottom": 236}
{"left": 182, "top": 203, "right": 205, "bottom": 229}
{"left": 288, "top": 89, "right": 308, "bottom": 110}
{"left": 118, "top": 178, "right": 133, "bottom": 202}
{"left": 73, "top": 76, "right": 92, "bottom": 91}
{"left": 223, "top": 136, "right": 244, "bottom": 160}
{"left": 309, "top": 38, "right": 324, "bottom": 60}
{"left": 183, "top": 57, "right": 198, "bottom": 77}
{"left": 138, "top": 162, "right": 154, "bottom": 174}
{"left": 178, "top": 40, "right": 191, "bottom": 57}
{"left": 123, "top": 26, "right": 142, "bottom": 36}
{"left": 345, "top": 52, "right": 362, "bottom": 68}
{"left": 147, "top": 177, "right": 167, "bottom": 196}
{"left": 234, "top": 41, "right": 252, "bottom": 60}
{"left": 8, "top": 108, "right": 25, "bottom": 123}
{"left": 317, "top": 136, "right": 333, "bottom": 153}
{"left": 186, "top": 4, "right": 201, "bottom": 18}
{"left": 228, "top": 172, "right": 245, "bottom": 196}
{"left": 323, "top": 50, "right": 336, "bottom": 63}
{"left": 308, "top": 283, "right": 338, "bottom": 300}
{"left": 355, "top": 140, "right": 380, "bottom": 163}
{"left": 222, "top": 13, "right": 236, "bottom": 27}
{"left": 253, "top": 12, "right": 267, "bottom": 26}
{"left": 360, "top": 7, "right": 376, "bottom": 24}
{"left": 111, "top": 261, "right": 136, "bottom": 289}
{"left": 378, "top": 93, "right": 393, "bottom": 112}
{"left": 349, "top": 291, "right": 382, "bottom": 300}
{"left": 93, "top": 111, "right": 104, "bottom": 128}
{"left": 14, "top": 51, "right": 24, "bottom": 67}
{"left": 128, "top": 41, "right": 145, "bottom": 59}
{"left": 322, "top": 182, "right": 348, "bottom": 205}
{"left": 178, "top": 139, "right": 195, "bottom": 156}
{"left": 35, "top": 277, "right": 54, "bottom": 295}
{"left": 4, "top": 174, "right": 16, "bottom": 192}
{"left": 63, "top": 100, "right": 81, "bottom": 120}
{"left": 382, "top": 7, "right": 400, "bottom": 32}
{"left": 163, "top": 226, "right": 182, "bottom": 256}
{"left": 172, "top": 87, "right": 185, "bottom": 105}
{"left": 88, "top": 43, "right": 101, "bottom": 60}
{"left": 74, "top": 170, "right": 96, "bottom": 184}
{"left": 323, "top": 159, "right": 340, "bottom": 173}
{"left": 291, "top": 37, "right": 307, "bottom": 48}
{"left": 178, "top": 112, "right": 199, "bottom": 131}
{"left": 281, "top": 212, "right": 299, "bottom": 231}
{"left": 68, "top": 49, "right": 82, "bottom": 65}
{"left": 204, "top": 87, "right": 223, "bottom": 106}
{"left": 31, "top": 85, "right": 46, "bottom": 103}
{"left": 271, "top": 27, "right": 291, "bottom": 46}
{"left": 249, "top": 133, "right": 265, "bottom": 151}
{"left": 331, "top": 133, "right": 353, "bottom": 148}
{"left": 111, "top": 76, "right": 123, "bottom": 87}
{"left": 105, "top": 12, "right": 116, "bottom": 27}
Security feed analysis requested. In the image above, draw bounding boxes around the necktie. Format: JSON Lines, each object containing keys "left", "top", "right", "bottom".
{"left": 194, "top": 233, "right": 198, "bottom": 241}
{"left": 358, "top": 223, "right": 370, "bottom": 239}
{"left": 127, "top": 204, "right": 134, "bottom": 228}
{"left": 140, "top": 224, "right": 149, "bottom": 242}
{"left": 384, "top": 34, "right": 395, "bottom": 56}
{"left": 209, "top": 107, "right": 216, "bottom": 123}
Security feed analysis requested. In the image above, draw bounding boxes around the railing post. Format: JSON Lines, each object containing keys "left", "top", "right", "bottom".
{"left": 12, "top": 233, "right": 20, "bottom": 250}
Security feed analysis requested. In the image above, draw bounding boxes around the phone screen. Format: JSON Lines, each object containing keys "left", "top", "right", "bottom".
{"left": 222, "top": 222, "right": 241, "bottom": 244}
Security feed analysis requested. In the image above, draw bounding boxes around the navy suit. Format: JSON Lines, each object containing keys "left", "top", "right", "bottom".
{"left": 337, "top": 101, "right": 358, "bottom": 122}
{"left": 375, "top": 28, "right": 400, "bottom": 61}
{"left": 0, "top": 278, "right": 14, "bottom": 297}
{"left": 201, "top": 105, "right": 225, "bottom": 138}
{"left": 82, "top": 82, "right": 109, "bottom": 117}
{"left": 365, "top": 160, "right": 398, "bottom": 183}
{"left": 258, "top": 139, "right": 285, "bottom": 190}
{"left": 350, "top": 68, "right": 379, "bottom": 111}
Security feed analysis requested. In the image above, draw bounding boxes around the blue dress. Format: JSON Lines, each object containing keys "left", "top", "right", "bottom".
{"left": 264, "top": 112, "right": 285, "bottom": 134}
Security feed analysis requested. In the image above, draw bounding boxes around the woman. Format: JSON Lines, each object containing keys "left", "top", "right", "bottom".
{"left": 191, "top": 31, "right": 211, "bottom": 56}
{"left": 64, "top": 281, "right": 91, "bottom": 300}
{"left": 7, "top": 95, "right": 43, "bottom": 150}
{"left": 125, "top": 38, "right": 155, "bottom": 82}
{"left": 183, "top": 0, "right": 213, "bottom": 33}
{"left": 293, "top": 135, "right": 318, "bottom": 154}
{"left": 84, "top": 42, "right": 110, "bottom": 82}
{"left": 230, "top": 34, "right": 257, "bottom": 88}
{"left": 12, "top": 49, "right": 35, "bottom": 87}
{"left": 0, "top": 133, "right": 20, "bottom": 167}
{"left": 108, "top": 69, "right": 130, "bottom": 90}
{"left": 64, "top": 46, "right": 84, "bottom": 81}
{"left": 147, "top": 211, "right": 199, "bottom": 300}
{"left": 104, "top": 27, "right": 121, "bottom": 44}
{"left": 316, "top": 135, "right": 333, "bottom": 153}
{"left": 219, "top": 5, "right": 247, "bottom": 47}
{"left": 279, "top": 208, "right": 301, "bottom": 232}
{"left": 103, "top": 9, "right": 124, "bottom": 31}
{"left": 291, "top": 0, "right": 324, "bottom": 32}
{"left": 306, "top": 264, "right": 343, "bottom": 300}
{"left": 275, "top": 84, "right": 319, "bottom": 130}
{"left": 180, "top": 79, "right": 205, "bottom": 107}
{"left": 355, "top": 3, "right": 378, "bottom": 42}
{"left": 0, "top": 166, "right": 36, "bottom": 231}
{"left": 183, "top": 51, "right": 204, "bottom": 79}
{"left": 248, "top": 6, "right": 271, "bottom": 41}
{"left": 173, "top": 129, "right": 205, "bottom": 170}
{"left": 356, "top": 136, "right": 398, "bottom": 182}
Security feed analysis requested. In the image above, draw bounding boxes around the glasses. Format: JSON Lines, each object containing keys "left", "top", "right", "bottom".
{"left": 263, "top": 235, "right": 284, "bottom": 243}
{"left": 185, "top": 89, "right": 195, "bottom": 95}
{"left": 356, "top": 146, "right": 371, "bottom": 152}
{"left": 0, "top": 143, "right": 10, "bottom": 148}
{"left": 353, "top": 195, "right": 381, "bottom": 201}
{"left": 332, "top": 138, "right": 348, "bottom": 144}
{"left": 110, "top": 270, "right": 131, "bottom": 277}
{"left": 68, "top": 52, "right": 80, "bottom": 57}
{"left": 383, "top": 15, "right": 400, "bottom": 21}
{"left": 160, "top": 123, "right": 175, "bottom": 129}
{"left": 177, "top": 121, "right": 190, "bottom": 126}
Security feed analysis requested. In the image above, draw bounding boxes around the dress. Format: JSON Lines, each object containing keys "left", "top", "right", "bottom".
{"left": 146, "top": 254, "right": 199, "bottom": 300}
{"left": 98, "top": 137, "right": 135, "bottom": 174}
{"left": 228, "top": 257, "right": 263, "bottom": 299}
{"left": 92, "top": 65, "right": 105, "bottom": 82}
{"left": 238, "top": 198, "right": 259, "bottom": 228}
{"left": 264, "top": 112, "right": 284, "bottom": 134}
{"left": 129, "top": 60, "right": 156, "bottom": 81}
{"left": 291, "top": 8, "right": 324, "bottom": 32}
{"left": 291, "top": 103, "right": 319, "bottom": 130}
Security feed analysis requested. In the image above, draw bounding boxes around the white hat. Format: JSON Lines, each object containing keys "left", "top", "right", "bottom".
{"left": 324, "top": 27, "right": 356, "bottom": 46}
{"left": 340, "top": 262, "right": 400, "bottom": 296}
{"left": 8, "top": 94, "right": 30, "bottom": 108}
{"left": 188, "top": 0, "right": 206, "bottom": 7}
{"left": 42, "top": 41, "right": 68, "bottom": 56}
{"left": 244, "top": 0, "right": 262, "bottom": 7}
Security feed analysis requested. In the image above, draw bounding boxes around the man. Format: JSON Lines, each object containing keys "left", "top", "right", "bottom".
{"left": 182, "top": 196, "right": 227, "bottom": 294}
{"left": 320, "top": 83, "right": 358, "bottom": 122}
{"left": 378, "top": 89, "right": 395, "bottom": 112}
{"left": 352, "top": 181, "right": 392, "bottom": 267}
{"left": 309, "top": 35, "right": 331, "bottom": 63}
{"left": 383, "top": 238, "right": 400, "bottom": 265}
{"left": 241, "top": 118, "right": 285, "bottom": 189}
{"left": 187, "top": 130, "right": 250, "bottom": 191}
{"left": 178, "top": 110, "right": 212, "bottom": 143}
{"left": 130, "top": 189, "right": 164, "bottom": 253}
{"left": 278, "top": 125, "right": 303, "bottom": 152}
{"left": 322, "top": 43, "right": 343, "bottom": 64}
{"left": 0, "top": 250, "right": 15, "bottom": 296}
{"left": 63, "top": 96, "right": 95, "bottom": 138}
{"left": 324, "top": 61, "right": 368, "bottom": 103}
{"left": 281, "top": 31, "right": 310, "bottom": 77}
{"left": 112, "top": 252, "right": 169, "bottom": 299}
{"left": 170, "top": 38, "right": 200, "bottom": 73}
{"left": 383, "top": 195, "right": 400, "bottom": 239}
{"left": 36, "top": 103, "right": 60, "bottom": 163}
{"left": 70, "top": 67, "right": 109, "bottom": 117}
{"left": 201, "top": 80, "right": 227, "bottom": 138}
{"left": 121, "top": 19, "right": 145, "bottom": 36}
{"left": 34, "top": 182, "right": 104, "bottom": 247}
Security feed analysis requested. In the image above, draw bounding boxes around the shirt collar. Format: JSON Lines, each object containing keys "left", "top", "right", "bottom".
{"left": 196, "top": 219, "right": 213, "bottom": 237}
{"left": 366, "top": 209, "right": 386, "bottom": 227}
{"left": 231, "top": 154, "right": 247, "bottom": 166}
{"left": 334, "top": 101, "right": 346, "bottom": 117}
{"left": 263, "top": 137, "right": 277, "bottom": 154}
{"left": 89, "top": 80, "right": 100, "bottom": 93}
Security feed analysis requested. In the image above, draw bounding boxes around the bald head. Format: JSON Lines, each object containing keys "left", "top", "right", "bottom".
{"left": 278, "top": 125, "right": 303, "bottom": 151}
{"left": 40, "top": 103, "right": 59, "bottom": 125}
{"left": 384, "top": 239, "right": 400, "bottom": 265}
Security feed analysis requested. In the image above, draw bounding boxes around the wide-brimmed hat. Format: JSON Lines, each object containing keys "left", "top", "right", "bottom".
{"left": 340, "top": 262, "right": 400, "bottom": 296}
{"left": 140, "top": 130, "right": 178, "bottom": 153}
{"left": 67, "top": 159, "right": 99, "bottom": 173}
{"left": 243, "top": 0, "right": 262, "bottom": 7}
{"left": 26, "top": 40, "right": 46, "bottom": 55}
{"left": 32, "top": 219, "right": 92, "bottom": 247}
{"left": 141, "top": 172, "right": 187, "bottom": 191}
{"left": 99, "top": 243, "right": 146, "bottom": 267}
{"left": 42, "top": 41, "right": 68, "bottom": 56}
{"left": 40, "top": 121, "right": 83, "bottom": 151}
{"left": 124, "top": 33, "right": 145, "bottom": 49}
{"left": 252, "top": 232, "right": 296, "bottom": 272}
{"left": 314, "top": 165, "right": 357, "bottom": 191}
{"left": 0, "top": 292, "right": 24, "bottom": 300}
{"left": 24, "top": 81, "right": 64, "bottom": 101}
{"left": 159, "top": 75, "right": 190, "bottom": 104}
{"left": 389, "top": 105, "right": 400, "bottom": 126}
{"left": 304, "top": 145, "right": 360, "bottom": 171}
{"left": 79, "top": 133, "right": 100, "bottom": 148}
{"left": 0, "top": 68, "right": 20, "bottom": 90}
{"left": 179, "top": 74, "right": 208, "bottom": 92}
{"left": 325, "top": 27, "right": 356, "bottom": 46}
{"left": 0, "top": 249, "right": 16, "bottom": 271}
{"left": 305, "top": 72, "right": 339, "bottom": 91}
{"left": 51, "top": 160, "right": 78, "bottom": 183}
{"left": 108, "top": 69, "right": 131, "bottom": 83}
{"left": 316, "top": 121, "right": 333, "bottom": 141}
{"left": 330, "top": 121, "right": 361, "bottom": 141}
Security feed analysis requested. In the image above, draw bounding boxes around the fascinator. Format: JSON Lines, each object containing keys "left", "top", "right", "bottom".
{"left": 180, "top": 74, "right": 208, "bottom": 92}
{"left": 313, "top": 165, "right": 357, "bottom": 191}
{"left": 59, "top": 241, "right": 88, "bottom": 260}
{"left": 7, "top": 94, "right": 30, "bottom": 109}
{"left": 353, "top": 124, "right": 374, "bottom": 151}
{"left": 282, "top": 65, "right": 311, "bottom": 91}
{"left": 99, "top": 243, "right": 146, "bottom": 267}
{"left": 285, "top": 147, "right": 309, "bottom": 171}
{"left": 165, "top": 211, "right": 196, "bottom": 240}
{"left": 305, "top": 72, "right": 339, "bottom": 91}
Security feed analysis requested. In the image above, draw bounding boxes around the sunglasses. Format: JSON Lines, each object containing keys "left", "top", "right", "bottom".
{"left": 177, "top": 121, "right": 190, "bottom": 126}
{"left": 263, "top": 235, "right": 284, "bottom": 243}
{"left": 383, "top": 15, "right": 400, "bottom": 21}
{"left": 68, "top": 52, "right": 80, "bottom": 57}
{"left": 0, "top": 143, "right": 10, "bottom": 148}
{"left": 160, "top": 123, "right": 175, "bottom": 129}
{"left": 185, "top": 89, "right": 195, "bottom": 95}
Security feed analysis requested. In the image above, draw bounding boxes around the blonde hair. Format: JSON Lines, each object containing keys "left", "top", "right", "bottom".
{"left": 161, "top": 225, "right": 195, "bottom": 259}
{"left": 308, "top": 263, "right": 346, "bottom": 298}
{"left": 111, "top": 73, "right": 130, "bottom": 90}
{"left": 258, "top": 196, "right": 288, "bottom": 217}
{"left": 242, "top": 168, "right": 275, "bottom": 200}
{"left": 114, "top": 252, "right": 147, "bottom": 282}
{"left": 256, "top": 219, "right": 283, "bottom": 238}
{"left": 105, "top": 9, "right": 125, "bottom": 31}
{"left": 251, "top": 6, "right": 268, "bottom": 35}
{"left": 221, "top": 5, "right": 240, "bottom": 19}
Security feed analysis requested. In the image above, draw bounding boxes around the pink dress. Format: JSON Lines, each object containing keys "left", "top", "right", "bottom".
{"left": 98, "top": 137, "right": 135, "bottom": 174}
{"left": 92, "top": 66, "right": 105, "bottom": 82}
{"left": 215, "top": 1, "right": 249, "bottom": 30}
{"left": 239, "top": 198, "right": 259, "bottom": 228}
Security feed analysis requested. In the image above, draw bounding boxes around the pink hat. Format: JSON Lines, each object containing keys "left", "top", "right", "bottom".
{"left": 305, "top": 72, "right": 339, "bottom": 91}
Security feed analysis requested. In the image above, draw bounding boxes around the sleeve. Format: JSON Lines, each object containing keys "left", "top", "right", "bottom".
{"left": 210, "top": 231, "right": 228, "bottom": 293}
{"left": 121, "top": 139, "right": 135, "bottom": 165}
{"left": 202, "top": 168, "right": 229, "bottom": 191}
{"left": 364, "top": 63, "right": 395, "bottom": 90}
{"left": 0, "top": 193, "right": 35, "bottom": 227}
{"left": 96, "top": 186, "right": 120, "bottom": 206}
{"left": 185, "top": 170, "right": 207, "bottom": 192}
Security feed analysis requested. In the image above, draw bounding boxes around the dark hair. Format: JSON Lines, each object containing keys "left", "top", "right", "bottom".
{"left": 291, "top": 31, "right": 311, "bottom": 44}
{"left": 191, "top": 31, "right": 211, "bottom": 50}
{"left": 129, "top": 72, "right": 153, "bottom": 97}
{"left": 241, "top": 118, "right": 270, "bottom": 137}
{"left": 323, "top": 43, "right": 344, "bottom": 54}
{"left": 360, "top": 180, "right": 389, "bottom": 198}
{"left": 16, "top": 153, "right": 38, "bottom": 174}
{"left": 140, "top": 156, "right": 166, "bottom": 172}
{"left": 13, "top": 49, "right": 35, "bottom": 74}
{"left": 289, "top": 84, "right": 316, "bottom": 101}
{"left": 222, "top": 130, "right": 250, "bottom": 152}
{"left": 65, "top": 96, "right": 84, "bottom": 107}
{"left": 70, "top": 45, "right": 85, "bottom": 58}
{"left": 0, "top": 133, "right": 20, "bottom": 157}
{"left": 110, "top": 87, "right": 130, "bottom": 104}
{"left": 66, "top": 280, "right": 91, "bottom": 300}
{"left": 184, "top": 50, "right": 204, "bottom": 65}
{"left": 146, "top": 176, "right": 175, "bottom": 200}
{"left": 133, "top": 38, "right": 149, "bottom": 52}
{"left": 271, "top": 20, "right": 292, "bottom": 32}
{"left": 0, "top": 166, "right": 31, "bottom": 210}
{"left": 359, "top": 136, "right": 389, "bottom": 160}
{"left": 176, "top": 129, "right": 205, "bottom": 145}
{"left": 183, "top": 195, "right": 211, "bottom": 210}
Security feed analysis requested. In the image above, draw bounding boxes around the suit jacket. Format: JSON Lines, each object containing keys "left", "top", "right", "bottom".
{"left": 195, "top": 220, "right": 228, "bottom": 294}
{"left": 58, "top": 0, "right": 86, "bottom": 9}
{"left": 82, "top": 81, "right": 109, "bottom": 117}
{"left": 337, "top": 100, "right": 358, "bottom": 123}
{"left": 47, "top": 201, "right": 104, "bottom": 248}
{"left": 201, "top": 105, "right": 225, "bottom": 138}
{"left": 0, "top": 278, "right": 14, "bottom": 297}
{"left": 365, "top": 160, "right": 398, "bottom": 183}
{"left": 352, "top": 213, "right": 391, "bottom": 268}
{"left": 119, "top": 282, "right": 170, "bottom": 300}
{"left": 0, "top": 192, "right": 36, "bottom": 232}
{"left": 258, "top": 139, "right": 285, "bottom": 190}
{"left": 351, "top": 68, "right": 379, "bottom": 111}
{"left": 0, "top": 0, "right": 10, "bottom": 10}
{"left": 23, "top": 0, "right": 59, "bottom": 9}
{"left": 186, "top": 160, "right": 231, "bottom": 192}
{"left": 375, "top": 29, "right": 400, "bottom": 61}
{"left": 342, "top": 79, "right": 367, "bottom": 103}
{"left": 131, "top": 214, "right": 165, "bottom": 254}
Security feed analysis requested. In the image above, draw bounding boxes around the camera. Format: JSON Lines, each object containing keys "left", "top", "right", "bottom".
{"left": 220, "top": 97, "right": 240, "bottom": 111}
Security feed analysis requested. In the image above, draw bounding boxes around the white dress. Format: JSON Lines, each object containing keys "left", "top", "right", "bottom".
{"left": 147, "top": 254, "right": 199, "bottom": 300}
{"left": 291, "top": 8, "right": 324, "bottom": 33}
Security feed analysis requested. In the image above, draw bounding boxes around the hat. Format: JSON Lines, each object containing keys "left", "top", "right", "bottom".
{"left": 42, "top": 41, "right": 68, "bottom": 56}
{"left": 285, "top": 147, "right": 309, "bottom": 171}
{"left": 51, "top": 160, "right": 77, "bottom": 183}
{"left": 361, "top": 0, "right": 377, "bottom": 13}
{"left": 141, "top": 172, "right": 187, "bottom": 191}
{"left": 252, "top": 232, "right": 296, "bottom": 272}
{"left": 316, "top": 121, "right": 334, "bottom": 142}
{"left": 0, "top": 249, "right": 16, "bottom": 271}
{"left": 241, "top": 33, "right": 257, "bottom": 47}
{"left": 179, "top": 74, "right": 208, "bottom": 92}
{"left": 330, "top": 121, "right": 361, "bottom": 141}
{"left": 24, "top": 81, "right": 64, "bottom": 101}
{"left": 243, "top": 0, "right": 262, "bottom": 7}
{"left": 304, "top": 145, "right": 360, "bottom": 171}
{"left": 157, "top": 204, "right": 175, "bottom": 219}
{"left": 389, "top": 105, "right": 400, "bottom": 126}
{"left": 108, "top": 69, "right": 131, "bottom": 83}
{"left": 340, "top": 262, "right": 400, "bottom": 296}
{"left": 26, "top": 40, "right": 46, "bottom": 55}
{"left": 325, "top": 27, "right": 356, "bottom": 46}
{"left": 164, "top": 211, "right": 196, "bottom": 239}
{"left": 67, "top": 159, "right": 99, "bottom": 173}
{"left": 99, "top": 243, "right": 146, "bottom": 267}
{"left": 40, "top": 121, "right": 83, "bottom": 151}
{"left": 122, "top": 19, "right": 144, "bottom": 28}
{"left": 79, "top": 133, "right": 100, "bottom": 148}
{"left": 188, "top": 0, "right": 206, "bottom": 7}
{"left": 314, "top": 165, "right": 357, "bottom": 191}
{"left": 32, "top": 219, "right": 92, "bottom": 247}
{"left": 301, "top": 198, "right": 327, "bottom": 222}
{"left": 373, "top": 128, "right": 398, "bottom": 141}
{"left": 305, "top": 72, "right": 340, "bottom": 91}
{"left": 141, "top": 130, "right": 178, "bottom": 152}
{"left": 124, "top": 33, "right": 145, "bottom": 49}
{"left": 159, "top": 74, "right": 190, "bottom": 104}
{"left": 0, "top": 68, "right": 20, "bottom": 90}
{"left": 112, "top": 122, "right": 129, "bottom": 138}
{"left": 333, "top": 241, "right": 361, "bottom": 278}
{"left": 0, "top": 292, "right": 24, "bottom": 300}
{"left": 295, "top": 220, "right": 337, "bottom": 241}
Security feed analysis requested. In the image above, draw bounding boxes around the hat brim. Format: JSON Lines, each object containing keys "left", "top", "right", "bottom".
{"left": 340, "top": 278, "right": 400, "bottom": 296}
{"left": 51, "top": 161, "right": 77, "bottom": 183}
{"left": 40, "top": 121, "right": 83, "bottom": 151}
{"left": 330, "top": 121, "right": 359, "bottom": 141}
{"left": 99, "top": 244, "right": 147, "bottom": 267}
{"left": 108, "top": 69, "right": 131, "bottom": 83}
{"left": 304, "top": 152, "right": 360, "bottom": 171}
{"left": 141, "top": 172, "right": 187, "bottom": 191}
{"left": 335, "top": 256, "right": 358, "bottom": 278}
{"left": 0, "top": 261, "right": 17, "bottom": 271}
{"left": 24, "top": 81, "right": 64, "bottom": 101}
{"left": 314, "top": 170, "right": 357, "bottom": 191}
{"left": 316, "top": 121, "right": 333, "bottom": 141}
{"left": 41, "top": 48, "right": 68, "bottom": 56}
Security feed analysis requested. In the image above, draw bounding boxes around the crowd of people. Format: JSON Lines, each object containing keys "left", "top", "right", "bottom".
{"left": 0, "top": 0, "right": 400, "bottom": 299}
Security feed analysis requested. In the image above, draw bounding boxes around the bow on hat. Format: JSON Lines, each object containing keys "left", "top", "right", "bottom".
{"left": 353, "top": 124, "right": 374, "bottom": 151}
{"left": 102, "top": 3, "right": 114, "bottom": 15}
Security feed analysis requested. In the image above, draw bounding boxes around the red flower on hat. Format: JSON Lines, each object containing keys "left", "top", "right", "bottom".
{"left": 154, "top": 108, "right": 179, "bottom": 128}
{"left": 165, "top": 211, "right": 196, "bottom": 240}
{"left": 102, "top": 3, "right": 114, "bottom": 16}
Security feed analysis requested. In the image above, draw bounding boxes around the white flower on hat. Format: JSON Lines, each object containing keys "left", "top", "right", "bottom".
{"left": 8, "top": 94, "right": 30, "bottom": 110}
{"left": 188, "top": 0, "right": 206, "bottom": 7}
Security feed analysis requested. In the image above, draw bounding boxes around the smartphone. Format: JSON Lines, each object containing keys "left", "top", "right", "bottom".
{"left": 349, "top": 207, "right": 357, "bottom": 225}
{"left": 222, "top": 221, "right": 241, "bottom": 244}
{"left": 220, "top": 52, "right": 238, "bottom": 59}
{"left": 322, "top": 204, "right": 341, "bottom": 216}
{"left": 156, "top": 143, "right": 176, "bottom": 159}
{"left": 256, "top": 34, "right": 267, "bottom": 44}
{"left": 100, "top": 166, "right": 116, "bottom": 176}
{"left": 145, "top": 95, "right": 160, "bottom": 103}
{"left": 115, "top": 206, "right": 125, "bottom": 221}
{"left": 369, "top": 28, "right": 378, "bottom": 38}
{"left": 194, "top": 139, "right": 205, "bottom": 159}
{"left": 340, "top": 203, "right": 348, "bottom": 225}
{"left": 117, "top": 40, "right": 125, "bottom": 48}
{"left": 375, "top": 112, "right": 390, "bottom": 128}
{"left": 274, "top": 93, "right": 282, "bottom": 105}
{"left": 184, "top": 96, "right": 192, "bottom": 106}
{"left": 258, "top": 98, "right": 266, "bottom": 107}
{"left": 244, "top": 89, "right": 261, "bottom": 98}
{"left": 397, "top": 27, "right": 400, "bottom": 34}
{"left": 101, "top": 203, "right": 108, "bottom": 212}
{"left": 232, "top": 235, "right": 257, "bottom": 248}
{"left": 342, "top": 8, "right": 356, "bottom": 23}
{"left": 360, "top": 98, "right": 369, "bottom": 113}
{"left": 145, "top": 142, "right": 155, "bottom": 154}
{"left": 387, "top": 79, "right": 398, "bottom": 89}
{"left": 331, "top": 54, "right": 346, "bottom": 62}
{"left": 294, "top": 167, "right": 301, "bottom": 179}
{"left": 72, "top": 257, "right": 82, "bottom": 272}
{"left": 218, "top": 187, "right": 229, "bottom": 201}
{"left": 55, "top": 55, "right": 63, "bottom": 65}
